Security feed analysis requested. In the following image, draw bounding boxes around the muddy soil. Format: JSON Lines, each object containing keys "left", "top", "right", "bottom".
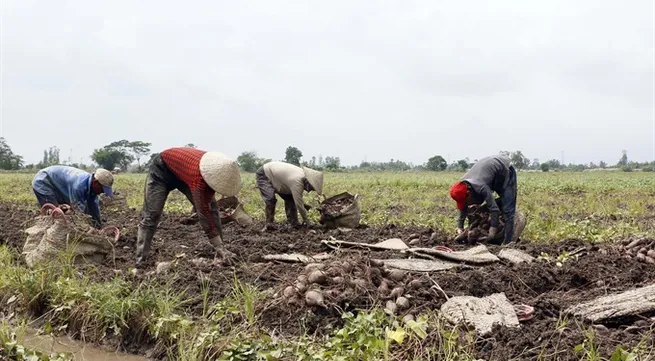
{"left": 1, "top": 201, "right": 654, "bottom": 360}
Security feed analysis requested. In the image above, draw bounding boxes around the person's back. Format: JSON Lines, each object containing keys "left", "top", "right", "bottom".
{"left": 33, "top": 165, "right": 92, "bottom": 206}
{"left": 462, "top": 155, "right": 511, "bottom": 194}
{"left": 263, "top": 161, "right": 304, "bottom": 195}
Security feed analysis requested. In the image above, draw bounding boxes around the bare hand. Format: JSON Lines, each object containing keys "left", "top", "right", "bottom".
{"left": 213, "top": 248, "right": 236, "bottom": 266}
{"left": 87, "top": 227, "right": 99, "bottom": 235}
{"left": 456, "top": 228, "right": 464, "bottom": 235}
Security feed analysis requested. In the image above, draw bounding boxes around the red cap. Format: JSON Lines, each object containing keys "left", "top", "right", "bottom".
{"left": 450, "top": 181, "right": 468, "bottom": 210}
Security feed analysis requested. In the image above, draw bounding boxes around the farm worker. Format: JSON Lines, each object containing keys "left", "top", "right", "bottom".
{"left": 449, "top": 154, "right": 517, "bottom": 244}
{"left": 136, "top": 147, "right": 241, "bottom": 266}
{"left": 31, "top": 165, "right": 114, "bottom": 228}
{"left": 256, "top": 161, "right": 323, "bottom": 231}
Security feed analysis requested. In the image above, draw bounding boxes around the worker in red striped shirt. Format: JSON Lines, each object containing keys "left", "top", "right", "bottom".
{"left": 136, "top": 147, "right": 242, "bottom": 266}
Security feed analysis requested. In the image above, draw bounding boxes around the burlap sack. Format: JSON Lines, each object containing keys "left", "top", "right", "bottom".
{"left": 318, "top": 192, "right": 362, "bottom": 229}
{"left": 23, "top": 213, "right": 115, "bottom": 267}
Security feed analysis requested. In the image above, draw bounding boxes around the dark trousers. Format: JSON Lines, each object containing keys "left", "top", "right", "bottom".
{"left": 137, "top": 154, "right": 222, "bottom": 261}
{"left": 500, "top": 166, "right": 517, "bottom": 243}
{"left": 255, "top": 167, "right": 298, "bottom": 224}
{"left": 33, "top": 189, "right": 58, "bottom": 207}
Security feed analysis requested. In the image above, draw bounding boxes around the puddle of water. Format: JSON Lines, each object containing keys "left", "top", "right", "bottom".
{"left": 21, "top": 331, "right": 149, "bottom": 361}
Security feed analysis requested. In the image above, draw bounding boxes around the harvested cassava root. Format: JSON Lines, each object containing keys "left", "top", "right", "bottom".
{"left": 278, "top": 255, "right": 426, "bottom": 314}
{"left": 455, "top": 202, "right": 507, "bottom": 244}
{"left": 619, "top": 237, "right": 655, "bottom": 265}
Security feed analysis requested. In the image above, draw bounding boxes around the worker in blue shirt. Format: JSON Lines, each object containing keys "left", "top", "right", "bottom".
{"left": 31, "top": 165, "right": 115, "bottom": 228}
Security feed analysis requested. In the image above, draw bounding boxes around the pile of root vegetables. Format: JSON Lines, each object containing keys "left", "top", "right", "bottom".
{"left": 618, "top": 237, "right": 655, "bottom": 264}
{"left": 279, "top": 255, "right": 425, "bottom": 317}
{"left": 455, "top": 203, "right": 506, "bottom": 244}
{"left": 318, "top": 194, "right": 354, "bottom": 219}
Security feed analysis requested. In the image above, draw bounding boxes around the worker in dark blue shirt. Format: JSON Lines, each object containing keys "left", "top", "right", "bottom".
{"left": 32, "top": 165, "right": 114, "bottom": 228}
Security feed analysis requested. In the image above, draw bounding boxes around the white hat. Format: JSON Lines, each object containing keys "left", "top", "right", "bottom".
{"left": 302, "top": 166, "right": 324, "bottom": 195}
{"left": 199, "top": 152, "right": 242, "bottom": 197}
{"left": 94, "top": 168, "right": 114, "bottom": 198}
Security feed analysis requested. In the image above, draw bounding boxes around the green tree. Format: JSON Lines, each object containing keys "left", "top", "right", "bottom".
{"left": 426, "top": 155, "right": 447, "bottom": 171}
{"left": 91, "top": 141, "right": 135, "bottom": 171}
{"left": 540, "top": 163, "right": 550, "bottom": 172}
{"left": 510, "top": 150, "right": 530, "bottom": 170}
{"left": 544, "top": 159, "right": 561, "bottom": 170}
{"left": 618, "top": 150, "right": 628, "bottom": 166}
{"left": 324, "top": 156, "right": 341, "bottom": 170}
{"left": 237, "top": 151, "right": 269, "bottom": 172}
{"left": 0, "top": 138, "right": 23, "bottom": 170}
{"left": 285, "top": 146, "right": 303, "bottom": 166}
{"left": 127, "top": 141, "right": 152, "bottom": 171}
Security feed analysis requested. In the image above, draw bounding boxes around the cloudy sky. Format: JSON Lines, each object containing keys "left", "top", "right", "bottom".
{"left": 1, "top": 0, "right": 653, "bottom": 166}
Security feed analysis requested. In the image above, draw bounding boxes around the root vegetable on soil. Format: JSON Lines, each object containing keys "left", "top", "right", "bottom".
{"left": 385, "top": 300, "right": 398, "bottom": 315}
{"left": 294, "top": 282, "right": 308, "bottom": 293}
{"left": 331, "top": 276, "right": 345, "bottom": 285}
{"left": 305, "top": 290, "right": 326, "bottom": 308}
{"left": 396, "top": 296, "right": 410, "bottom": 309}
{"left": 283, "top": 286, "right": 297, "bottom": 299}
{"left": 389, "top": 287, "right": 405, "bottom": 299}
{"left": 308, "top": 270, "right": 328, "bottom": 285}
{"left": 388, "top": 269, "right": 407, "bottom": 282}
{"left": 408, "top": 279, "right": 424, "bottom": 290}
{"left": 402, "top": 314, "right": 414, "bottom": 324}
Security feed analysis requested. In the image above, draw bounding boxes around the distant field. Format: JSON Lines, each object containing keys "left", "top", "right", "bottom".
{"left": 1, "top": 171, "right": 653, "bottom": 242}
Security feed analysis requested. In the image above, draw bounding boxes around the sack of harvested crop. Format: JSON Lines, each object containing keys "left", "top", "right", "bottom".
{"left": 317, "top": 192, "right": 362, "bottom": 229}
{"left": 23, "top": 207, "right": 117, "bottom": 267}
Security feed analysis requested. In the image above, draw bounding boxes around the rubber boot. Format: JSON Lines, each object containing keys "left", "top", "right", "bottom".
{"left": 136, "top": 227, "right": 156, "bottom": 265}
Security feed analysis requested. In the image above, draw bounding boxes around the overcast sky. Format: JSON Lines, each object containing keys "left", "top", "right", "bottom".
{"left": 1, "top": 0, "right": 654, "bottom": 166}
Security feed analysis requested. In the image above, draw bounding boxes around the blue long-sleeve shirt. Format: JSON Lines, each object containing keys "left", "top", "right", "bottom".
{"left": 32, "top": 165, "right": 102, "bottom": 227}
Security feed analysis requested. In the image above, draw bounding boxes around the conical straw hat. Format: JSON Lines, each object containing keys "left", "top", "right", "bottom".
{"left": 302, "top": 166, "right": 324, "bottom": 195}
{"left": 199, "top": 152, "right": 242, "bottom": 197}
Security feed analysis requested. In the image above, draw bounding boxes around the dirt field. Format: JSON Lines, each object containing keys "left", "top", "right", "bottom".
{"left": 1, "top": 198, "right": 653, "bottom": 360}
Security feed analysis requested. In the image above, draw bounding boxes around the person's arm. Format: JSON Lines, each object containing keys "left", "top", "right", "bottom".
{"left": 479, "top": 185, "right": 500, "bottom": 227}
{"left": 87, "top": 197, "right": 102, "bottom": 228}
{"left": 457, "top": 208, "right": 468, "bottom": 230}
{"left": 192, "top": 188, "right": 220, "bottom": 239}
{"left": 291, "top": 181, "right": 309, "bottom": 224}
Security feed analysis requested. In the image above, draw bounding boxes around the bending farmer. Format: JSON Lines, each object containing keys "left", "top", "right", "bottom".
{"left": 136, "top": 147, "right": 241, "bottom": 265}
{"left": 449, "top": 154, "right": 517, "bottom": 244}
{"left": 31, "top": 165, "right": 114, "bottom": 228}
{"left": 256, "top": 161, "right": 323, "bottom": 231}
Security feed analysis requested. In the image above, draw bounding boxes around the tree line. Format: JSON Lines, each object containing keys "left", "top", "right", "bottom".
{"left": 0, "top": 137, "right": 653, "bottom": 173}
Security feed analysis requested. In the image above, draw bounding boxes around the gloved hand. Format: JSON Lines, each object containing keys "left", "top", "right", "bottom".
{"left": 488, "top": 227, "right": 498, "bottom": 239}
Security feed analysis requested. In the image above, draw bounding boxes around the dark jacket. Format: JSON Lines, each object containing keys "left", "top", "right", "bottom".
{"left": 457, "top": 155, "right": 512, "bottom": 229}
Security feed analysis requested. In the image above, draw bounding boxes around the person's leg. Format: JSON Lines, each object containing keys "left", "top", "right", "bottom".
{"left": 31, "top": 177, "right": 58, "bottom": 208}
{"left": 136, "top": 160, "right": 172, "bottom": 263}
{"left": 501, "top": 167, "right": 517, "bottom": 244}
{"left": 280, "top": 193, "right": 299, "bottom": 226}
{"left": 256, "top": 168, "right": 277, "bottom": 227}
